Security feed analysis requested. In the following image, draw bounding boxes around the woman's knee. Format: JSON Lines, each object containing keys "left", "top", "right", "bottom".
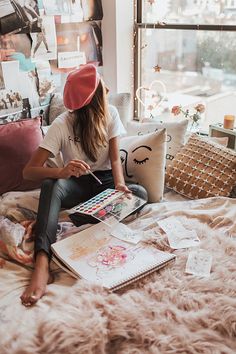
{"left": 41, "top": 178, "right": 68, "bottom": 199}
{"left": 41, "top": 178, "right": 55, "bottom": 193}
{"left": 128, "top": 184, "right": 148, "bottom": 202}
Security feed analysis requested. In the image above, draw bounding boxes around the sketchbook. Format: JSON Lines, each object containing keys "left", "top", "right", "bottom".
{"left": 51, "top": 222, "right": 176, "bottom": 291}
{"left": 70, "top": 189, "right": 147, "bottom": 226}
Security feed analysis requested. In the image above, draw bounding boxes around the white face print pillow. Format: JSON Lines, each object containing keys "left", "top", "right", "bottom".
{"left": 126, "top": 120, "right": 188, "bottom": 167}
{"left": 120, "top": 129, "right": 167, "bottom": 203}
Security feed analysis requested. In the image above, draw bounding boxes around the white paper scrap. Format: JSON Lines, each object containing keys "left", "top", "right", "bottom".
{"left": 143, "top": 226, "right": 162, "bottom": 239}
{"left": 110, "top": 223, "right": 143, "bottom": 244}
{"left": 185, "top": 249, "right": 213, "bottom": 277}
{"left": 58, "top": 51, "right": 86, "bottom": 69}
{"left": 158, "top": 217, "right": 200, "bottom": 249}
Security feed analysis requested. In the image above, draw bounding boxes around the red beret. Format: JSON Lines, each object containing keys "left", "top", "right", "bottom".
{"left": 63, "top": 64, "right": 100, "bottom": 111}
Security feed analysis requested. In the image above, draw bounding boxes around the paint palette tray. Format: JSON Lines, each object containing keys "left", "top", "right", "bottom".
{"left": 73, "top": 189, "right": 123, "bottom": 215}
{"left": 72, "top": 188, "right": 146, "bottom": 226}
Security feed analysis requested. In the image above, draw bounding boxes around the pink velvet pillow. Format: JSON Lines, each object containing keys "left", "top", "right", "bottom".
{"left": 0, "top": 118, "right": 43, "bottom": 195}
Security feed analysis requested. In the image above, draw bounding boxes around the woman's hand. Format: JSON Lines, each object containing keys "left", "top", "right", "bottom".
{"left": 115, "top": 183, "right": 132, "bottom": 195}
{"left": 58, "top": 160, "right": 90, "bottom": 179}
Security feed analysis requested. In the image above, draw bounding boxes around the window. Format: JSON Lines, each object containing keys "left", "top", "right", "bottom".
{"left": 135, "top": 0, "right": 236, "bottom": 131}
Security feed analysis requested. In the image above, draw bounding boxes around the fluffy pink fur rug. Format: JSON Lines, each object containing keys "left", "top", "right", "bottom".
{"left": 1, "top": 220, "right": 236, "bottom": 354}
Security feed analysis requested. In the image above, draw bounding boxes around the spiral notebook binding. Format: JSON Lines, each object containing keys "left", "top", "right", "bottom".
{"left": 110, "top": 255, "right": 176, "bottom": 292}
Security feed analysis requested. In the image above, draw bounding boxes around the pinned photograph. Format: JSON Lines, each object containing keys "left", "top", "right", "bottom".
{"left": 31, "top": 16, "right": 57, "bottom": 60}
{"left": 36, "top": 60, "right": 56, "bottom": 105}
{"left": 0, "top": 63, "right": 5, "bottom": 90}
{"left": 0, "top": 89, "right": 23, "bottom": 116}
{"left": 43, "top": 0, "right": 83, "bottom": 19}
{"left": 0, "top": 33, "right": 33, "bottom": 67}
{"left": 1, "top": 60, "right": 21, "bottom": 92}
{"left": 0, "top": 110, "right": 22, "bottom": 124}
{"left": 58, "top": 51, "right": 86, "bottom": 69}
{"left": 0, "top": 98, "right": 44, "bottom": 123}
{"left": 60, "top": 0, "right": 84, "bottom": 24}
{"left": 82, "top": 0, "right": 103, "bottom": 21}
{"left": 0, "top": 0, "right": 41, "bottom": 35}
{"left": 19, "top": 69, "right": 40, "bottom": 108}
{"left": 55, "top": 21, "right": 102, "bottom": 67}
{"left": 42, "top": 0, "right": 103, "bottom": 20}
{"left": 0, "top": 59, "right": 37, "bottom": 115}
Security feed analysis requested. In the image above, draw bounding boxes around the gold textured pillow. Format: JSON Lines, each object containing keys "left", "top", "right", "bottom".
{"left": 165, "top": 134, "right": 236, "bottom": 199}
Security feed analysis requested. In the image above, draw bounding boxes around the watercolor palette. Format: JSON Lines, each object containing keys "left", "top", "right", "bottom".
{"left": 72, "top": 188, "right": 146, "bottom": 226}
{"left": 73, "top": 189, "right": 123, "bottom": 215}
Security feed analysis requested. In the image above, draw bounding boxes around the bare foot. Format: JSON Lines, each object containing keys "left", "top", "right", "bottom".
{"left": 20, "top": 251, "right": 50, "bottom": 307}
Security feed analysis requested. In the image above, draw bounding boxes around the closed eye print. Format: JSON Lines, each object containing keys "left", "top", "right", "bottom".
{"left": 120, "top": 145, "right": 152, "bottom": 179}
{"left": 133, "top": 157, "right": 149, "bottom": 165}
{"left": 132, "top": 145, "right": 152, "bottom": 165}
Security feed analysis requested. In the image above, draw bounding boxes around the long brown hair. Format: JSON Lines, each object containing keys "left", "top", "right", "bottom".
{"left": 72, "top": 80, "right": 109, "bottom": 162}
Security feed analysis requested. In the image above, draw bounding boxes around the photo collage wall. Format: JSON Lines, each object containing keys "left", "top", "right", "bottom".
{"left": 0, "top": 0, "right": 103, "bottom": 124}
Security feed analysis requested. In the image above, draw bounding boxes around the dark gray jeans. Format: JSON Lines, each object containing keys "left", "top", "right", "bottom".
{"left": 34, "top": 170, "right": 148, "bottom": 258}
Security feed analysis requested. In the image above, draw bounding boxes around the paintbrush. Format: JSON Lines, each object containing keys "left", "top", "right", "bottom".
{"left": 87, "top": 170, "right": 103, "bottom": 185}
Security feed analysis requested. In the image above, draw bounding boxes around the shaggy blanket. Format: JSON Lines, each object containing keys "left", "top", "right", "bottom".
{"left": 0, "top": 196, "right": 236, "bottom": 353}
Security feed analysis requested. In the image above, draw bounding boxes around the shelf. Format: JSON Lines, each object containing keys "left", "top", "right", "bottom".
{"left": 209, "top": 124, "right": 236, "bottom": 150}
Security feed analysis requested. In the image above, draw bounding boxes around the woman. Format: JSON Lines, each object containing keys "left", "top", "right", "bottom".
{"left": 21, "top": 64, "right": 147, "bottom": 306}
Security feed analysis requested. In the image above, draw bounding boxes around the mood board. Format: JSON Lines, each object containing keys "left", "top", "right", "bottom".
{"left": 0, "top": 0, "right": 103, "bottom": 124}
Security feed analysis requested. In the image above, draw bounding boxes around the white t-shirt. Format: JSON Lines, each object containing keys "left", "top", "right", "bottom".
{"left": 40, "top": 105, "right": 126, "bottom": 171}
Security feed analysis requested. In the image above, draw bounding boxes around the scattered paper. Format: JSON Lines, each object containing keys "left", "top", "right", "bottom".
{"left": 185, "top": 249, "right": 213, "bottom": 277}
{"left": 143, "top": 226, "right": 162, "bottom": 239}
{"left": 130, "top": 217, "right": 157, "bottom": 230}
{"left": 110, "top": 223, "right": 143, "bottom": 244}
{"left": 158, "top": 217, "right": 200, "bottom": 249}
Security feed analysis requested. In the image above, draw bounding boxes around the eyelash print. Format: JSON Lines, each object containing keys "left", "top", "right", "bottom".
{"left": 133, "top": 158, "right": 149, "bottom": 165}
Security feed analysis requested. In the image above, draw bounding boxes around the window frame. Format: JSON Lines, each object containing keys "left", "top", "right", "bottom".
{"left": 134, "top": 0, "right": 236, "bottom": 119}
